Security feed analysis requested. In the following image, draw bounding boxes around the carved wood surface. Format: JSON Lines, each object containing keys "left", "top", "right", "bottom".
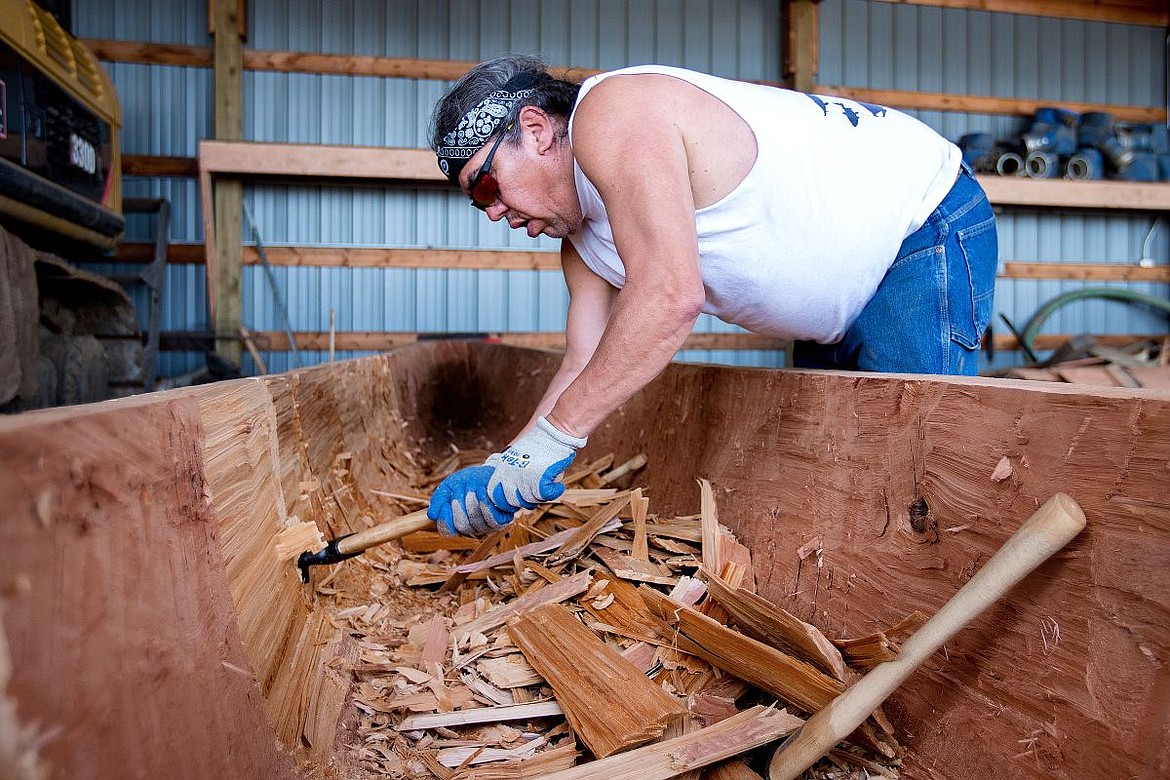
{"left": 2, "top": 342, "right": 1167, "bottom": 779}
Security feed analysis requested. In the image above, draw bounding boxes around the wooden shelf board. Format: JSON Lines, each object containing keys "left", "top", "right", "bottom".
{"left": 978, "top": 176, "right": 1170, "bottom": 211}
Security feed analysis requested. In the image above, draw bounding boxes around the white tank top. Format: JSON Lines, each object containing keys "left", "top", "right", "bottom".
{"left": 567, "top": 65, "right": 961, "bottom": 343}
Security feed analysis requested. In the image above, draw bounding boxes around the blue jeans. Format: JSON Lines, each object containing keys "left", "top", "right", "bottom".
{"left": 793, "top": 164, "right": 998, "bottom": 375}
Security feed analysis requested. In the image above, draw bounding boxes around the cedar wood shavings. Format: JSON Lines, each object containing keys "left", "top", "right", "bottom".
{"left": 304, "top": 451, "right": 906, "bottom": 780}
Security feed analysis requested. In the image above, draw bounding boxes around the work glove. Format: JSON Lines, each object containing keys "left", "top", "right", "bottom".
{"left": 427, "top": 417, "right": 586, "bottom": 536}
{"left": 427, "top": 464, "right": 514, "bottom": 537}
{"left": 485, "top": 416, "right": 586, "bottom": 512}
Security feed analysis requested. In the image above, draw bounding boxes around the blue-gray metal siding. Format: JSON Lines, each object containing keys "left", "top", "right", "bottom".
{"left": 73, "top": 0, "right": 1167, "bottom": 376}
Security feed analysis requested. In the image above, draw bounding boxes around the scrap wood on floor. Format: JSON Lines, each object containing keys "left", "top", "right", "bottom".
{"left": 992, "top": 335, "right": 1169, "bottom": 389}
{"left": 298, "top": 451, "right": 909, "bottom": 780}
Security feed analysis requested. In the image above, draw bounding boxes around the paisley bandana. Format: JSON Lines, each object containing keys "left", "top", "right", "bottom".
{"left": 436, "top": 72, "right": 540, "bottom": 183}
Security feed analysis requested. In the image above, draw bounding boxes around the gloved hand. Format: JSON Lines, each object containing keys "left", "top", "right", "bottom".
{"left": 485, "top": 416, "right": 586, "bottom": 512}
{"left": 427, "top": 417, "right": 586, "bottom": 536}
{"left": 427, "top": 464, "right": 515, "bottom": 537}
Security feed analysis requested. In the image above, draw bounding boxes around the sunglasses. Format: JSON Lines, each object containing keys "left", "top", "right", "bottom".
{"left": 468, "top": 122, "right": 513, "bottom": 210}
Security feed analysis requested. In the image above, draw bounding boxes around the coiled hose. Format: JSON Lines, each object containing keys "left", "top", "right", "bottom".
{"left": 1019, "top": 287, "right": 1170, "bottom": 356}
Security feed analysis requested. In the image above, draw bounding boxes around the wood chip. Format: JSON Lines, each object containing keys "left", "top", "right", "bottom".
{"left": 529, "top": 705, "right": 802, "bottom": 780}
{"left": 397, "top": 700, "right": 564, "bottom": 731}
{"left": 508, "top": 603, "right": 687, "bottom": 758}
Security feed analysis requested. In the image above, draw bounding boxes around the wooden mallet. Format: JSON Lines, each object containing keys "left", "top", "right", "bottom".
{"left": 767, "top": 492, "right": 1087, "bottom": 780}
{"left": 296, "top": 508, "right": 434, "bottom": 582}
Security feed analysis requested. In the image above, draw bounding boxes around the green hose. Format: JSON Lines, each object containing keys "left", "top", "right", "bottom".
{"left": 1019, "top": 286, "right": 1170, "bottom": 355}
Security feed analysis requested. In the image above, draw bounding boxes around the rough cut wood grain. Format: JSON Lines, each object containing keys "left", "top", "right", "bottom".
{"left": 701, "top": 759, "right": 766, "bottom": 779}
{"left": 704, "top": 570, "right": 848, "bottom": 681}
{"left": 454, "top": 570, "right": 593, "bottom": 645}
{"left": 639, "top": 587, "right": 846, "bottom": 716}
{"left": 531, "top": 705, "right": 803, "bottom": 780}
{"left": 508, "top": 603, "right": 687, "bottom": 758}
{"left": 0, "top": 397, "right": 296, "bottom": 778}
{"left": 4, "top": 340, "right": 1169, "bottom": 780}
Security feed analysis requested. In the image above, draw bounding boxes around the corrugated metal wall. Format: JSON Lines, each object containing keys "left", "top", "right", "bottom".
{"left": 73, "top": 0, "right": 1167, "bottom": 377}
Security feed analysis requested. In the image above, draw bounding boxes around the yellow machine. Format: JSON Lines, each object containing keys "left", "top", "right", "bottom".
{"left": 0, "top": 0, "right": 123, "bottom": 249}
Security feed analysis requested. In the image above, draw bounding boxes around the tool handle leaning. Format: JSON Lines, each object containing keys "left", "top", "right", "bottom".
{"left": 335, "top": 508, "right": 435, "bottom": 556}
{"left": 768, "top": 493, "right": 1086, "bottom": 780}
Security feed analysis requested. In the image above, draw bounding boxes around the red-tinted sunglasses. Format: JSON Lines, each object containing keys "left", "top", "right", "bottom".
{"left": 468, "top": 122, "right": 513, "bottom": 210}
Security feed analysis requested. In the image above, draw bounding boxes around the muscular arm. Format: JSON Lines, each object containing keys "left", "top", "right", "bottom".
{"left": 523, "top": 241, "right": 616, "bottom": 432}
{"left": 545, "top": 77, "right": 706, "bottom": 439}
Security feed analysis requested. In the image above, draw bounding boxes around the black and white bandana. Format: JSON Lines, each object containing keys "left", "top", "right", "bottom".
{"left": 436, "top": 72, "right": 540, "bottom": 183}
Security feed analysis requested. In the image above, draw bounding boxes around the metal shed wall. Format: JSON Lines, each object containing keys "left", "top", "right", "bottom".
{"left": 72, "top": 0, "right": 1167, "bottom": 376}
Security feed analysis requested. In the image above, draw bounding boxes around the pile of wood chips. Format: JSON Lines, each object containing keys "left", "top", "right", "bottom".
{"left": 312, "top": 451, "right": 918, "bottom": 780}
{"left": 995, "top": 336, "right": 1169, "bottom": 390}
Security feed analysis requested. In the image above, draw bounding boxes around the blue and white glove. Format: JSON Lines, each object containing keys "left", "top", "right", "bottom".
{"left": 427, "top": 464, "right": 514, "bottom": 537}
{"left": 485, "top": 417, "right": 587, "bottom": 512}
{"left": 427, "top": 417, "right": 586, "bottom": 536}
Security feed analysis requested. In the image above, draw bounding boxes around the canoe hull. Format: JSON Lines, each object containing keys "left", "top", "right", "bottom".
{"left": 1, "top": 342, "right": 1166, "bottom": 779}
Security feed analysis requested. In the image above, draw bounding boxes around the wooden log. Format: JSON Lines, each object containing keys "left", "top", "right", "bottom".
{"left": 4, "top": 340, "right": 1168, "bottom": 780}
{"left": 507, "top": 603, "right": 688, "bottom": 758}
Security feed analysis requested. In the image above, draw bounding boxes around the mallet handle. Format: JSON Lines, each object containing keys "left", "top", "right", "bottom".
{"left": 768, "top": 493, "right": 1086, "bottom": 780}
{"left": 335, "top": 509, "right": 434, "bottom": 556}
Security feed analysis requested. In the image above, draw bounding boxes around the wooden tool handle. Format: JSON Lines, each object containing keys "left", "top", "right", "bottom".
{"left": 335, "top": 508, "right": 434, "bottom": 556}
{"left": 768, "top": 493, "right": 1086, "bottom": 780}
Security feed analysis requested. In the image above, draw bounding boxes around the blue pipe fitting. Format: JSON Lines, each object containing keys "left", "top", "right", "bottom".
{"left": 1063, "top": 148, "right": 1104, "bottom": 180}
{"left": 958, "top": 132, "right": 996, "bottom": 169}
{"left": 1025, "top": 150, "right": 1061, "bottom": 178}
{"left": 994, "top": 150, "right": 1026, "bottom": 176}
{"left": 1112, "top": 151, "right": 1159, "bottom": 182}
{"left": 1078, "top": 111, "right": 1136, "bottom": 173}
{"left": 1021, "top": 107, "right": 1079, "bottom": 156}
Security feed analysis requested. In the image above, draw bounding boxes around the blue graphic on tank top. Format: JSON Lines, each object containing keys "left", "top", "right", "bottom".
{"left": 807, "top": 95, "right": 888, "bottom": 126}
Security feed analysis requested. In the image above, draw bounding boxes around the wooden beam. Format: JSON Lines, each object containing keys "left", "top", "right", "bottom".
{"left": 81, "top": 39, "right": 213, "bottom": 67}
{"left": 243, "top": 50, "right": 473, "bottom": 80}
{"left": 114, "top": 243, "right": 1170, "bottom": 282}
{"left": 197, "top": 140, "right": 442, "bottom": 181}
{"left": 1002, "top": 262, "right": 1170, "bottom": 282}
{"left": 815, "top": 85, "right": 1167, "bottom": 124}
{"left": 783, "top": 0, "right": 820, "bottom": 94}
{"left": 117, "top": 242, "right": 561, "bottom": 270}
{"left": 870, "top": 0, "right": 1169, "bottom": 27}
{"left": 243, "top": 331, "right": 789, "bottom": 353}
{"left": 150, "top": 148, "right": 1170, "bottom": 213}
{"left": 122, "top": 154, "right": 200, "bottom": 177}
{"left": 240, "top": 246, "right": 556, "bottom": 270}
{"left": 158, "top": 329, "right": 1164, "bottom": 355}
{"left": 988, "top": 332, "right": 1167, "bottom": 351}
{"left": 975, "top": 176, "right": 1170, "bottom": 210}
{"left": 84, "top": 39, "right": 1163, "bottom": 124}
{"left": 212, "top": 0, "right": 244, "bottom": 364}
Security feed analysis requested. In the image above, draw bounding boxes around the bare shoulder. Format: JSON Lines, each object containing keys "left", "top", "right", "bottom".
{"left": 572, "top": 75, "right": 688, "bottom": 174}
{"left": 573, "top": 72, "right": 755, "bottom": 210}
